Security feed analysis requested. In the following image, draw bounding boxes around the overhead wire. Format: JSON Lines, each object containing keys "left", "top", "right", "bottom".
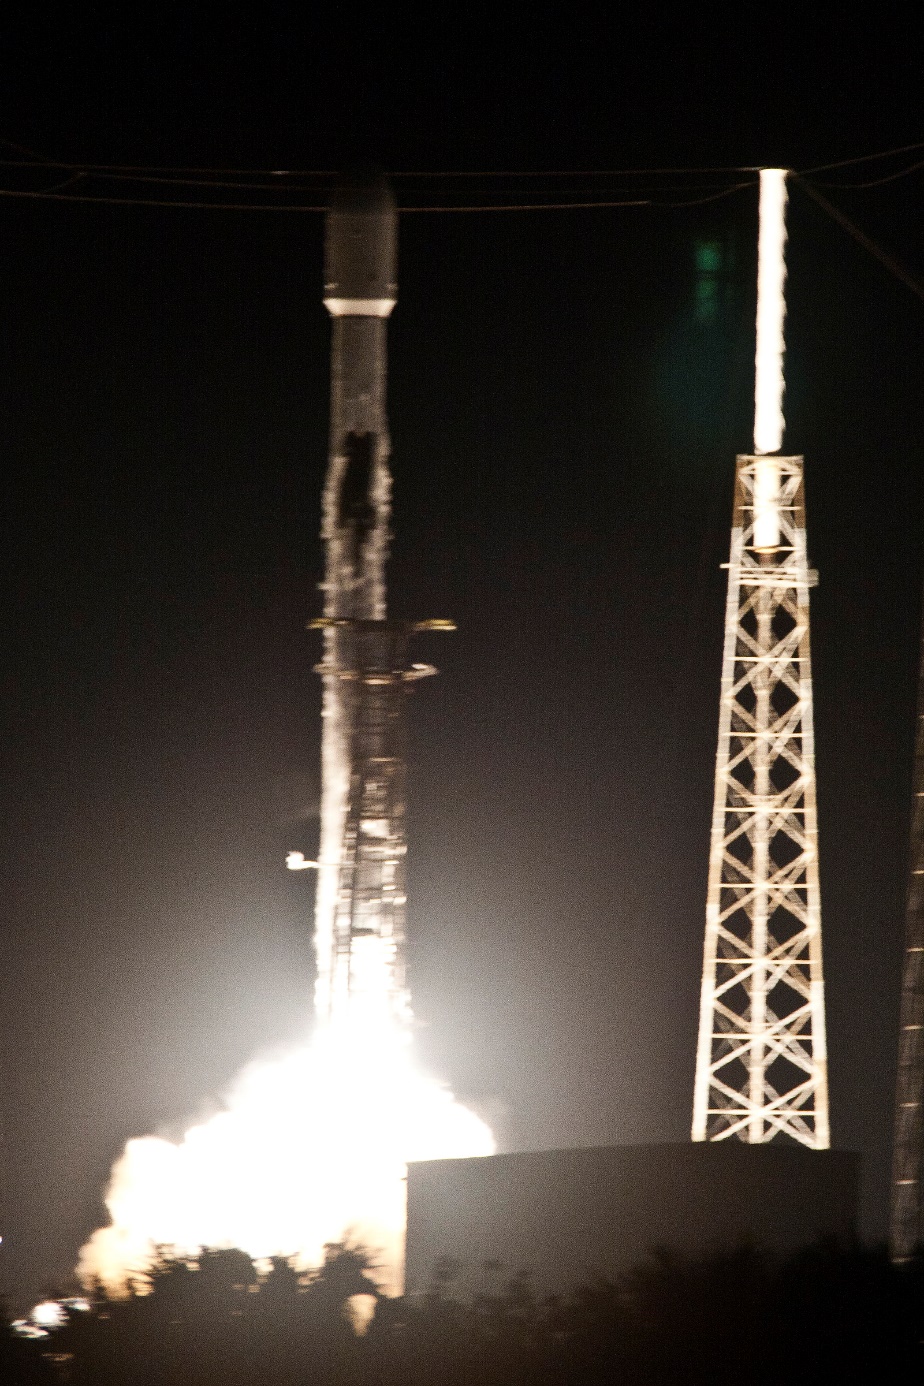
{"left": 0, "top": 185, "right": 759, "bottom": 213}
{"left": 798, "top": 139, "right": 924, "bottom": 176}
{"left": 812, "top": 157, "right": 924, "bottom": 190}
{"left": 792, "top": 176, "right": 924, "bottom": 305}
{"left": 0, "top": 140, "right": 919, "bottom": 311}
{"left": 0, "top": 156, "right": 758, "bottom": 213}
{"left": 0, "top": 155, "right": 336, "bottom": 177}
{"left": 0, "top": 156, "right": 762, "bottom": 178}
{"left": 398, "top": 199, "right": 652, "bottom": 211}
{"left": 0, "top": 186, "right": 327, "bottom": 212}
{"left": 0, "top": 165, "right": 744, "bottom": 198}
{"left": 66, "top": 170, "right": 333, "bottom": 192}
{"left": 390, "top": 165, "right": 764, "bottom": 176}
{"left": 398, "top": 183, "right": 757, "bottom": 211}
{"left": 0, "top": 134, "right": 919, "bottom": 186}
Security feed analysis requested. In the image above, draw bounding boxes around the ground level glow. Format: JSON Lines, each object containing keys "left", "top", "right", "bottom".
{"left": 79, "top": 1019, "right": 494, "bottom": 1295}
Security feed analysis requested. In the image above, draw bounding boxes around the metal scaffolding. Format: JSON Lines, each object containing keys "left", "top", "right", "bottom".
{"left": 692, "top": 454, "right": 830, "bottom": 1147}
{"left": 890, "top": 604, "right": 924, "bottom": 1261}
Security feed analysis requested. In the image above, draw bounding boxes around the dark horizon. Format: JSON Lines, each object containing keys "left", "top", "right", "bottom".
{"left": 1, "top": 10, "right": 923, "bottom": 1310}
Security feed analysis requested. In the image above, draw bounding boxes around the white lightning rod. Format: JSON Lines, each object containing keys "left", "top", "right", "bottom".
{"left": 752, "top": 169, "right": 789, "bottom": 552}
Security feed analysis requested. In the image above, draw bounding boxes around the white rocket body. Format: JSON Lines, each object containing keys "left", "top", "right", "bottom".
{"left": 313, "top": 178, "right": 410, "bottom": 1036}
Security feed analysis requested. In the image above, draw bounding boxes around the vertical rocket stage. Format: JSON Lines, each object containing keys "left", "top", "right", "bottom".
{"left": 311, "top": 176, "right": 451, "bottom": 1037}
{"left": 77, "top": 177, "right": 489, "bottom": 1297}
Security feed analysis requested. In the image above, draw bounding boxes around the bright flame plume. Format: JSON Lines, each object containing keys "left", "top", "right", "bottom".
{"left": 78, "top": 1022, "right": 494, "bottom": 1296}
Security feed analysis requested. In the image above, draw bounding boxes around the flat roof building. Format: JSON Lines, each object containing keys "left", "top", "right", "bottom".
{"left": 406, "top": 1143, "right": 860, "bottom": 1298}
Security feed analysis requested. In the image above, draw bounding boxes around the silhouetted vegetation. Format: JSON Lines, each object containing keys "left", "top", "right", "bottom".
{"left": 7, "top": 1241, "right": 923, "bottom": 1385}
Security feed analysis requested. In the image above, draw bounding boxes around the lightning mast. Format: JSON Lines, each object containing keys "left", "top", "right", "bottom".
{"left": 304, "top": 175, "right": 450, "bottom": 1039}
{"left": 890, "top": 615, "right": 924, "bottom": 1261}
{"left": 691, "top": 170, "right": 830, "bottom": 1147}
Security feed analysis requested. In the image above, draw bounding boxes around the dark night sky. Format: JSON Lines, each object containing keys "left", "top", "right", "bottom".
{"left": 1, "top": 9, "right": 923, "bottom": 1308}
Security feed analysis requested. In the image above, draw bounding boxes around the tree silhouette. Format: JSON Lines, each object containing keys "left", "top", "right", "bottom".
{"left": 10, "top": 1239, "right": 923, "bottom": 1386}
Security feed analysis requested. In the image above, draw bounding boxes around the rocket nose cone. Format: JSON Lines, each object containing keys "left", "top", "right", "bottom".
{"left": 324, "top": 173, "right": 398, "bottom": 316}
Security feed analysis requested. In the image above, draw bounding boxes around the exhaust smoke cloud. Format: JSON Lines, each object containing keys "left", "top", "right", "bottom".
{"left": 78, "top": 1023, "right": 494, "bottom": 1295}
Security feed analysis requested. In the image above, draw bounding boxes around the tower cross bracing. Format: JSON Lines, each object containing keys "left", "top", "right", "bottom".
{"left": 692, "top": 454, "right": 830, "bottom": 1148}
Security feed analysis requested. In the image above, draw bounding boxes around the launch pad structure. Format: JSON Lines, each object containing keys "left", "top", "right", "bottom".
{"left": 691, "top": 455, "right": 829, "bottom": 1148}
{"left": 402, "top": 170, "right": 856, "bottom": 1293}
{"left": 691, "top": 172, "right": 830, "bottom": 1150}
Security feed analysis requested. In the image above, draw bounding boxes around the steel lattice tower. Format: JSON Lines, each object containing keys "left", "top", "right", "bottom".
{"left": 692, "top": 171, "right": 830, "bottom": 1148}
{"left": 890, "top": 607, "right": 924, "bottom": 1260}
{"left": 691, "top": 456, "right": 829, "bottom": 1145}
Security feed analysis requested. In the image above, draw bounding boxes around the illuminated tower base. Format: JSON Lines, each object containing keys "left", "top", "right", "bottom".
{"left": 692, "top": 455, "right": 830, "bottom": 1147}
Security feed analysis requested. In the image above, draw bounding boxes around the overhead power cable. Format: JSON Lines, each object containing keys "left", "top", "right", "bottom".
{"left": 0, "top": 171, "right": 758, "bottom": 213}
{"left": 0, "top": 134, "right": 918, "bottom": 185}
{"left": 793, "top": 177, "right": 924, "bottom": 305}
{"left": 0, "top": 187, "right": 327, "bottom": 212}
{"left": 399, "top": 199, "right": 652, "bottom": 211}
{"left": 0, "top": 136, "right": 919, "bottom": 219}
{"left": 798, "top": 138, "right": 924, "bottom": 176}
{"left": 1, "top": 134, "right": 922, "bottom": 182}
{"left": 814, "top": 157, "right": 924, "bottom": 190}
{"left": 0, "top": 157, "right": 762, "bottom": 178}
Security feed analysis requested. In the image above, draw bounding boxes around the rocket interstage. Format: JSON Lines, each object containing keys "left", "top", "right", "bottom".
{"left": 314, "top": 177, "right": 450, "bottom": 1037}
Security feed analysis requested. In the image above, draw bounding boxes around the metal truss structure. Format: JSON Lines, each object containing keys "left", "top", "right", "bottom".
{"left": 692, "top": 454, "right": 830, "bottom": 1148}
{"left": 890, "top": 610, "right": 924, "bottom": 1261}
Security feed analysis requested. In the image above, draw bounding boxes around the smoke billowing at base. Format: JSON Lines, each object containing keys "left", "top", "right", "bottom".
{"left": 77, "top": 175, "right": 495, "bottom": 1296}
{"left": 78, "top": 1029, "right": 493, "bottom": 1295}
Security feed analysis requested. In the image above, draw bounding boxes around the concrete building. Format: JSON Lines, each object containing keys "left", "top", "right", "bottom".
{"left": 405, "top": 1143, "right": 859, "bottom": 1298}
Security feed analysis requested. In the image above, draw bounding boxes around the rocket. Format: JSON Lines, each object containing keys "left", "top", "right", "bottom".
{"left": 306, "top": 175, "right": 450, "bottom": 1036}
{"left": 322, "top": 173, "right": 398, "bottom": 624}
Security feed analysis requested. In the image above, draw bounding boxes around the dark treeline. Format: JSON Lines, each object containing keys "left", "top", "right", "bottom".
{"left": 3, "top": 1241, "right": 922, "bottom": 1386}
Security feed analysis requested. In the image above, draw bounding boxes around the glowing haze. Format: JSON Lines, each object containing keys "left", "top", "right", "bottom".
{"left": 78, "top": 1020, "right": 494, "bottom": 1295}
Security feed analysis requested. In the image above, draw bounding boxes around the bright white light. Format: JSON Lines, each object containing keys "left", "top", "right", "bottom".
{"left": 32, "top": 1301, "right": 67, "bottom": 1329}
{"left": 285, "top": 852, "right": 318, "bottom": 871}
{"left": 752, "top": 456, "right": 781, "bottom": 552}
{"left": 78, "top": 1021, "right": 494, "bottom": 1297}
{"left": 13, "top": 1319, "right": 47, "bottom": 1340}
{"left": 753, "top": 169, "right": 789, "bottom": 456}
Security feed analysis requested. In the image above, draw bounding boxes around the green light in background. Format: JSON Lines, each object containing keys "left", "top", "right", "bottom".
{"left": 694, "top": 240, "right": 723, "bottom": 323}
